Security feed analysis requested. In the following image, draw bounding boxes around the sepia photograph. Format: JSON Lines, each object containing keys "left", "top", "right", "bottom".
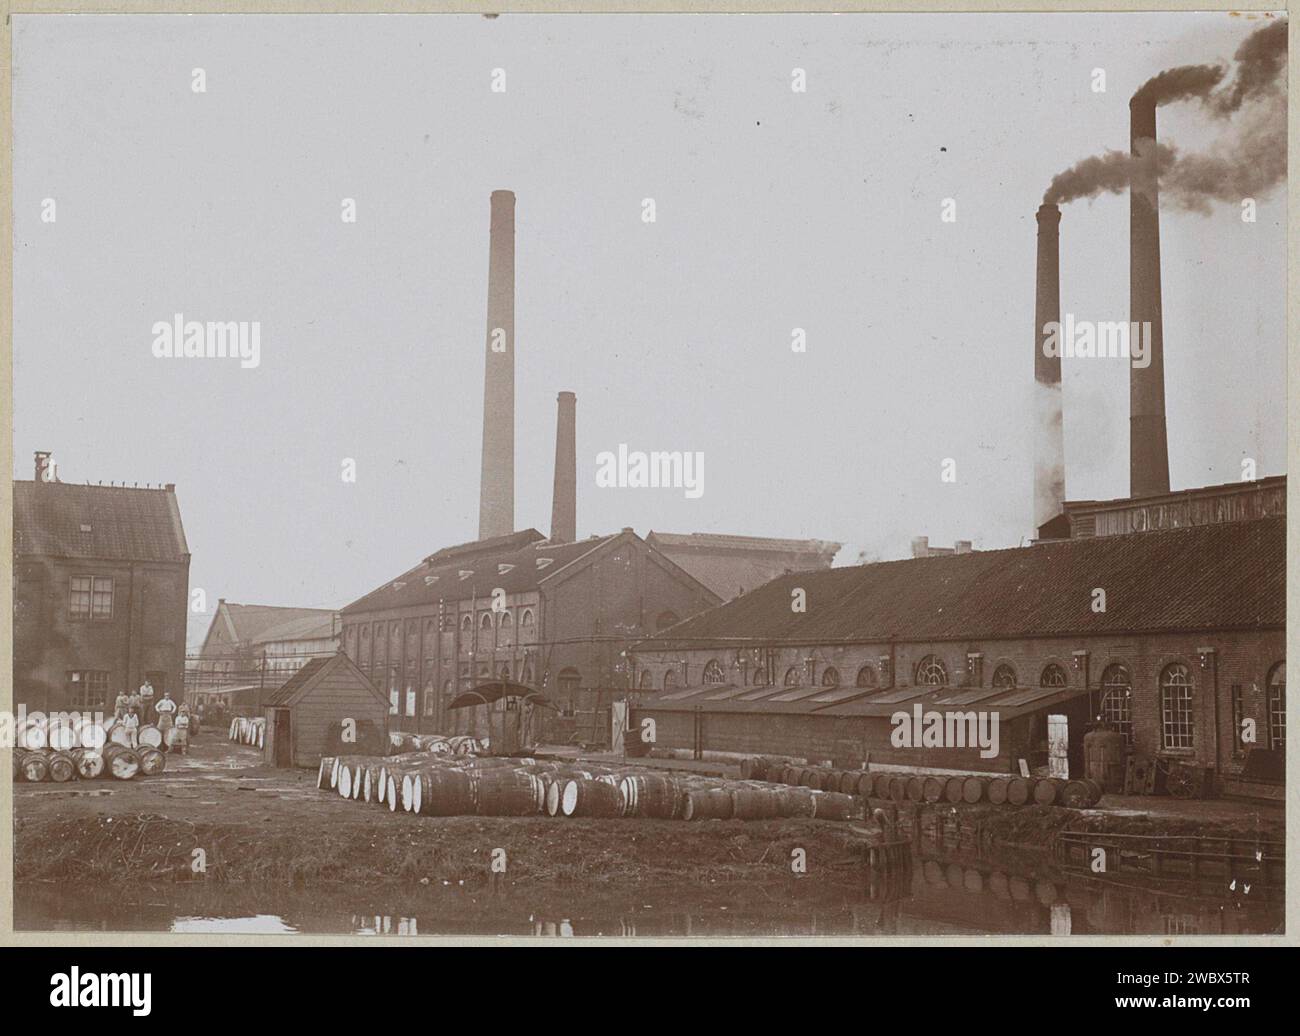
{"left": 3, "top": 3, "right": 1292, "bottom": 964}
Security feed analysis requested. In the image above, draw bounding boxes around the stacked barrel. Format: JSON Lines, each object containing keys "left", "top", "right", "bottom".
{"left": 318, "top": 753, "right": 864, "bottom": 823}
{"left": 228, "top": 716, "right": 266, "bottom": 749}
{"left": 12, "top": 714, "right": 163, "bottom": 784}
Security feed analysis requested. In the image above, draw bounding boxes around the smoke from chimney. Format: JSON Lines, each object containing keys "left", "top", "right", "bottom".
{"left": 1129, "top": 97, "right": 1170, "bottom": 498}
{"left": 1042, "top": 19, "right": 1286, "bottom": 210}
{"left": 478, "top": 190, "right": 516, "bottom": 540}
{"left": 550, "top": 391, "right": 577, "bottom": 543}
{"left": 1033, "top": 203, "right": 1066, "bottom": 532}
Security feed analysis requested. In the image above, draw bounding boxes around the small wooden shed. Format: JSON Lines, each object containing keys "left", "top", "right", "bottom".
{"left": 262, "top": 653, "right": 388, "bottom": 768}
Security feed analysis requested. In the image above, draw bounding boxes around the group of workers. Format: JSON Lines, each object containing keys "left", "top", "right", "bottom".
{"left": 110, "top": 679, "right": 197, "bottom": 754}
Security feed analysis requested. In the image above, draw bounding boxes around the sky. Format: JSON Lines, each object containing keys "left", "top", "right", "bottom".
{"left": 10, "top": 12, "right": 1287, "bottom": 649}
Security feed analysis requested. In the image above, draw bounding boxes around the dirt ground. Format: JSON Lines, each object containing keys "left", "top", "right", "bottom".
{"left": 13, "top": 734, "right": 1283, "bottom": 891}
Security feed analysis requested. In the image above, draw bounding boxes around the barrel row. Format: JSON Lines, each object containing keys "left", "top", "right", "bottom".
{"left": 919, "top": 859, "right": 1064, "bottom": 906}
{"left": 740, "top": 757, "right": 1106, "bottom": 809}
{"left": 228, "top": 716, "right": 266, "bottom": 749}
{"left": 387, "top": 732, "right": 487, "bottom": 757}
{"left": 319, "top": 755, "right": 864, "bottom": 823}
{"left": 13, "top": 716, "right": 111, "bottom": 752}
{"left": 12, "top": 744, "right": 165, "bottom": 782}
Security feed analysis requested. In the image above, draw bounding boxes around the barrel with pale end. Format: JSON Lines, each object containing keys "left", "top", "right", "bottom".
{"left": 318, "top": 756, "right": 335, "bottom": 790}
{"left": 137, "top": 747, "right": 166, "bottom": 776}
{"left": 987, "top": 778, "right": 1010, "bottom": 805}
{"left": 682, "top": 787, "right": 734, "bottom": 821}
{"left": 102, "top": 743, "right": 139, "bottom": 780}
{"left": 21, "top": 751, "right": 50, "bottom": 782}
{"left": 73, "top": 748, "right": 106, "bottom": 780}
{"left": 621, "top": 774, "right": 685, "bottom": 819}
{"left": 811, "top": 791, "right": 858, "bottom": 822}
{"left": 137, "top": 725, "right": 163, "bottom": 749}
{"left": 562, "top": 777, "right": 623, "bottom": 818}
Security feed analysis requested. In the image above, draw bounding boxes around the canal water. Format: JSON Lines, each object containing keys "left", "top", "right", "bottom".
{"left": 15, "top": 852, "right": 1281, "bottom": 937}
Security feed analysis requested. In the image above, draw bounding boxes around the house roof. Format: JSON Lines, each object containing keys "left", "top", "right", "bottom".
{"left": 214, "top": 603, "right": 338, "bottom": 648}
{"left": 638, "top": 516, "right": 1285, "bottom": 650}
{"left": 263, "top": 653, "right": 385, "bottom": 708}
{"left": 645, "top": 531, "right": 841, "bottom": 600}
{"left": 13, "top": 480, "right": 188, "bottom": 562}
{"left": 342, "top": 529, "right": 641, "bottom": 615}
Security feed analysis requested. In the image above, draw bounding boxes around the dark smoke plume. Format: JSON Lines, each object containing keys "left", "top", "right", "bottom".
{"left": 1042, "top": 18, "right": 1287, "bottom": 209}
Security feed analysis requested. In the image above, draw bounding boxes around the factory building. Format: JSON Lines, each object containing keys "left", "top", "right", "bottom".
{"left": 643, "top": 532, "right": 840, "bottom": 601}
{"left": 12, "top": 452, "right": 191, "bottom": 714}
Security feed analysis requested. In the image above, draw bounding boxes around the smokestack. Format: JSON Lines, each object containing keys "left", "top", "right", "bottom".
{"left": 550, "top": 391, "right": 577, "bottom": 543}
{"left": 1033, "top": 203, "right": 1065, "bottom": 534}
{"left": 478, "top": 189, "right": 516, "bottom": 540}
{"left": 1129, "top": 99, "right": 1170, "bottom": 498}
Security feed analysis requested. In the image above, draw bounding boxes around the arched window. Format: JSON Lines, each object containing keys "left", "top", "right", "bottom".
{"left": 390, "top": 622, "right": 401, "bottom": 653}
{"left": 783, "top": 666, "right": 802, "bottom": 687}
{"left": 915, "top": 655, "right": 948, "bottom": 686}
{"left": 520, "top": 608, "right": 535, "bottom": 643}
{"left": 702, "top": 659, "right": 726, "bottom": 685}
{"left": 358, "top": 626, "right": 370, "bottom": 665}
{"left": 855, "top": 664, "right": 876, "bottom": 688}
{"left": 424, "top": 619, "right": 437, "bottom": 648}
{"left": 639, "top": 670, "right": 652, "bottom": 689}
{"left": 753, "top": 666, "right": 770, "bottom": 687}
{"left": 498, "top": 611, "right": 514, "bottom": 647}
{"left": 521, "top": 662, "right": 534, "bottom": 685}
{"left": 1100, "top": 663, "right": 1133, "bottom": 745}
{"left": 991, "top": 663, "right": 1017, "bottom": 688}
{"left": 460, "top": 614, "right": 473, "bottom": 640}
{"left": 821, "top": 666, "right": 841, "bottom": 687}
{"left": 656, "top": 610, "right": 680, "bottom": 632}
{"left": 499, "top": 662, "right": 512, "bottom": 681}
{"left": 479, "top": 612, "right": 494, "bottom": 650}
{"left": 1040, "top": 664, "right": 1068, "bottom": 688}
{"left": 663, "top": 668, "right": 678, "bottom": 689}
{"left": 1267, "top": 662, "right": 1285, "bottom": 749}
{"left": 1160, "top": 663, "right": 1195, "bottom": 750}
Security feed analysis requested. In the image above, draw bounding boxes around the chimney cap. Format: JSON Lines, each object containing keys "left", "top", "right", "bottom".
{"left": 491, "top": 189, "right": 516, "bottom": 203}
{"left": 557, "top": 390, "right": 576, "bottom": 401}
{"left": 1035, "top": 202, "right": 1061, "bottom": 222}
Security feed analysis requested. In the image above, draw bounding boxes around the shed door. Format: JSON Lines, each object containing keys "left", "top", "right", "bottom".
{"left": 273, "top": 708, "right": 293, "bottom": 767}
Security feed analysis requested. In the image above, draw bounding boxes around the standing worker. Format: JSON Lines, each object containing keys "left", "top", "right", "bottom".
{"left": 139, "top": 678, "right": 156, "bottom": 722}
{"left": 172, "top": 705, "right": 192, "bottom": 756}
{"left": 154, "top": 691, "right": 177, "bottom": 752}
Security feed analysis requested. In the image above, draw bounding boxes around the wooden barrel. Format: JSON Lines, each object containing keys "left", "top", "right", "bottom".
{"left": 988, "top": 871, "right": 1010, "bottom": 898}
{"left": 1035, "top": 880, "right": 1059, "bottom": 906}
{"left": 730, "top": 785, "right": 781, "bottom": 820}
{"left": 72, "top": 748, "right": 105, "bottom": 780}
{"left": 386, "top": 775, "right": 401, "bottom": 813}
{"left": 1007, "top": 776, "right": 1035, "bottom": 805}
{"left": 47, "top": 751, "right": 76, "bottom": 783}
{"left": 137, "top": 725, "right": 163, "bottom": 749}
{"left": 1034, "top": 778, "right": 1063, "bottom": 806}
{"left": 945, "top": 862, "right": 965, "bottom": 888}
{"left": 797, "top": 768, "right": 821, "bottom": 790}
{"left": 20, "top": 751, "right": 49, "bottom": 782}
{"left": 477, "top": 771, "right": 542, "bottom": 817}
{"left": 961, "top": 776, "right": 987, "bottom": 804}
{"left": 47, "top": 723, "right": 77, "bottom": 752}
{"left": 19, "top": 720, "right": 48, "bottom": 751}
{"left": 776, "top": 786, "right": 817, "bottom": 818}
{"left": 102, "top": 743, "right": 139, "bottom": 780}
{"left": 338, "top": 764, "right": 355, "bottom": 799}
{"left": 12, "top": 750, "right": 23, "bottom": 780}
{"left": 229, "top": 718, "right": 240, "bottom": 740}
{"left": 838, "top": 770, "right": 861, "bottom": 795}
{"left": 888, "top": 777, "right": 908, "bottom": 802}
{"left": 818, "top": 769, "right": 842, "bottom": 792}
{"left": 416, "top": 769, "right": 478, "bottom": 817}
{"left": 923, "top": 860, "right": 946, "bottom": 886}
{"left": 682, "top": 787, "right": 734, "bottom": 821}
{"left": 1081, "top": 777, "right": 1104, "bottom": 806}
{"left": 1008, "top": 876, "right": 1032, "bottom": 902}
{"left": 79, "top": 722, "right": 108, "bottom": 751}
{"left": 137, "top": 747, "right": 166, "bottom": 776}
{"left": 318, "top": 756, "right": 335, "bottom": 790}
{"left": 1061, "top": 779, "right": 1095, "bottom": 808}
{"left": 944, "top": 776, "right": 965, "bottom": 803}
{"left": 562, "top": 777, "right": 623, "bottom": 818}
{"left": 905, "top": 776, "right": 925, "bottom": 802}
{"left": 620, "top": 774, "right": 684, "bottom": 819}
{"left": 963, "top": 868, "right": 985, "bottom": 893}
{"left": 987, "top": 778, "right": 1011, "bottom": 805}
{"left": 810, "top": 791, "right": 858, "bottom": 822}
{"left": 922, "top": 776, "right": 946, "bottom": 803}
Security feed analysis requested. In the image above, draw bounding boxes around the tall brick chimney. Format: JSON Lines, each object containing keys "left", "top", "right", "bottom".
{"left": 1034, "top": 203, "right": 1065, "bottom": 535}
{"left": 478, "top": 190, "right": 516, "bottom": 540}
{"left": 1129, "top": 98, "right": 1170, "bottom": 498}
{"left": 550, "top": 391, "right": 577, "bottom": 543}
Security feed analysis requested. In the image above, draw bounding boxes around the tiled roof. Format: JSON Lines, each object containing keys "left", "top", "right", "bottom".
{"left": 221, "top": 604, "right": 338, "bottom": 646}
{"left": 641, "top": 516, "right": 1285, "bottom": 649}
{"left": 341, "top": 530, "right": 621, "bottom": 615}
{"left": 13, "top": 480, "right": 188, "bottom": 562}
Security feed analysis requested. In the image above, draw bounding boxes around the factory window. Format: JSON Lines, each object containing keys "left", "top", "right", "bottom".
{"left": 656, "top": 610, "right": 680, "bottom": 632}
{"left": 67, "top": 670, "right": 109, "bottom": 710}
{"left": 1267, "top": 662, "right": 1285, "bottom": 750}
{"left": 388, "top": 669, "right": 399, "bottom": 715}
{"left": 460, "top": 614, "right": 473, "bottom": 649}
{"left": 855, "top": 665, "right": 876, "bottom": 688}
{"left": 477, "top": 662, "right": 491, "bottom": 679}
{"left": 520, "top": 609, "right": 535, "bottom": 642}
{"left": 358, "top": 626, "right": 370, "bottom": 665}
{"left": 390, "top": 622, "right": 401, "bottom": 654}
{"left": 1160, "top": 663, "right": 1195, "bottom": 750}
{"left": 639, "top": 670, "right": 652, "bottom": 689}
{"left": 479, "top": 612, "right": 495, "bottom": 650}
{"left": 702, "top": 659, "right": 726, "bottom": 685}
{"left": 1099, "top": 664, "right": 1134, "bottom": 746}
{"left": 1231, "top": 684, "right": 1246, "bottom": 755}
{"left": 498, "top": 611, "right": 514, "bottom": 647}
{"left": 663, "top": 669, "right": 677, "bottom": 690}
{"left": 821, "top": 667, "right": 841, "bottom": 687}
{"left": 1040, "top": 664, "right": 1068, "bottom": 688}
{"left": 783, "top": 667, "right": 802, "bottom": 687}
{"left": 424, "top": 619, "right": 437, "bottom": 650}
{"left": 423, "top": 664, "right": 437, "bottom": 717}
{"left": 373, "top": 627, "right": 386, "bottom": 664}
{"left": 499, "top": 662, "right": 512, "bottom": 681}
{"left": 521, "top": 662, "right": 534, "bottom": 685}
{"left": 914, "top": 655, "right": 947, "bottom": 686}
{"left": 70, "top": 576, "right": 114, "bottom": 620}
{"left": 991, "top": 663, "right": 1017, "bottom": 689}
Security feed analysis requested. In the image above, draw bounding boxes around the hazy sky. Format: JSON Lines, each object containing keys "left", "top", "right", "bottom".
{"left": 11, "top": 13, "right": 1286, "bottom": 647}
